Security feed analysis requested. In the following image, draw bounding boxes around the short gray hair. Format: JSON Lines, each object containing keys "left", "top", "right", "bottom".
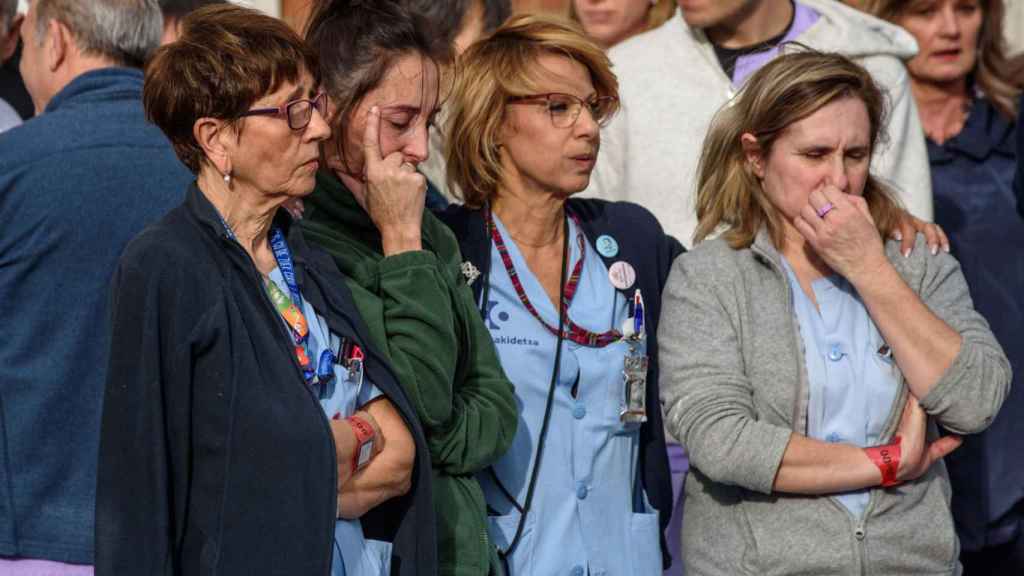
{"left": 35, "top": 0, "right": 162, "bottom": 67}
{"left": 1, "top": 0, "right": 17, "bottom": 34}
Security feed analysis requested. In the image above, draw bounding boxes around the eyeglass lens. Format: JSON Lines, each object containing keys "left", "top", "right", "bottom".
{"left": 286, "top": 93, "right": 326, "bottom": 130}
{"left": 545, "top": 94, "right": 610, "bottom": 128}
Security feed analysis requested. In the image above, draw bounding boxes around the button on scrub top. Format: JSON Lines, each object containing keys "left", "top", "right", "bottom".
{"left": 268, "top": 268, "right": 390, "bottom": 576}
{"left": 479, "top": 214, "right": 662, "bottom": 576}
{"left": 780, "top": 259, "right": 902, "bottom": 517}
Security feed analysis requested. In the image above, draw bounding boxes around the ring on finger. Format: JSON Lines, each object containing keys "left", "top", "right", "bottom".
{"left": 816, "top": 202, "right": 836, "bottom": 219}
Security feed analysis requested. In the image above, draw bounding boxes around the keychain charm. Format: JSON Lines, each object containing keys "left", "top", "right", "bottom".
{"left": 620, "top": 289, "right": 648, "bottom": 424}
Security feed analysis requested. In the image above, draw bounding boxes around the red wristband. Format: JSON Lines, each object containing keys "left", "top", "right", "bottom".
{"left": 346, "top": 415, "right": 375, "bottom": 475}
{"left": 865, "top": 435, "right": 902, "bottom": 487}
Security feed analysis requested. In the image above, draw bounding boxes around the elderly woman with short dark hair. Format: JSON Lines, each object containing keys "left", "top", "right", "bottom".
{"left": 94, "top": 5, "right": 435, "bottom": 575}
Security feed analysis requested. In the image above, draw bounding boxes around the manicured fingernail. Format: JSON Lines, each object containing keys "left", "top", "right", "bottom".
{"left": 893, "top": 231, "right": 903, "bottom": 241}
{"left": 903, "top": 248, "right": 911, "bottom": 258}
{"left": 943, "top": 244, "right": 950, "bottom": 253}
{"left": 931, "top": 245, "right": 939, "bottom": 256}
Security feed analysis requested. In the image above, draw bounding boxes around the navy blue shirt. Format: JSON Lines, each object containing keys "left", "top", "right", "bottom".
{"left": 1016, "top": 96, "right": 1023, "bottom": 217}
{"left": 928, "top": 97, "right": 1024, "bottom": 551}
{"left": 0, "top": 68, "right": 190, "bottom": 563}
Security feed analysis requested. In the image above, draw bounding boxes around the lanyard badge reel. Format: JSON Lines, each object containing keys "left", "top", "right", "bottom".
{"left": 342, "top": 338, "right": 365, "bottom": 388}
{"left": 620, "top": 289, "right": 649, "bottom": 424}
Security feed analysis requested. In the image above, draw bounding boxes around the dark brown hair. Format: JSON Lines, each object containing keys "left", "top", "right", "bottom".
{"left": 143, "top": 3, "right": 319, "bottom": 172}
{"left": 304, "top": 0, "right": 452, "bottom": 173}
{"left": 863, "top": 0, "right": 1021, "bottom": 120}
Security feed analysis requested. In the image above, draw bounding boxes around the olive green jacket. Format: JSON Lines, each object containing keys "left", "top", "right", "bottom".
{"left": 300, "top": 172, "right": 517, "bottom": 576}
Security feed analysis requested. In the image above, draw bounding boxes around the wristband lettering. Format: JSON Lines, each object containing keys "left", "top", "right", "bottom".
{"left": 865, "top": 435, "right": 902, "bottom": 488}
{"left": 346, "top": 415, "right": 375, "bottom": 475}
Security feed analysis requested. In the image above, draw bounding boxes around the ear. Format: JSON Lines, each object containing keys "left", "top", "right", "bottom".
{"left": 1, "top": 14, "right": 23, "bottom": 61}
{"left": 193, "top": 117, "right": 236, "bottom": 176}
{"left": 740, "top": 133, "right": 766, "bottom": 179}
{"left": 44, "top": 18, "right": 69, "bottom": 72}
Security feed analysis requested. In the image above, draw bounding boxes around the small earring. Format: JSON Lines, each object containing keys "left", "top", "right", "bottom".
{"left": 223, "top": 171, "right": 232, "bottom": 185}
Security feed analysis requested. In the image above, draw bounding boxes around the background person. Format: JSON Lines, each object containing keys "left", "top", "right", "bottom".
{"left": 855, "top": 1, "right": 1024, "bottom": 573}
{"left": 299, "top": 1, "right": 518, "bottom": 575}
{"left": 0, "top": 0, "right": 189, "bottom": 573}
{"left": 660, "top": 50, "right": 1011, "bottom": 576}
{"left": 571, "top": 0, "right": 676, "bottom": 49}
{"left": 95, "top": 5, "right": 434, "bottom": 575}
{"left": 0, "top": 0, "right": 31, "bottom": 120}
{"left": 157, "top": 0, "right": 225, "bottom": 44}
{"left": 440, "top": 14, "right": 679, "bottom": 575}
{"left": 587, "top": 0, "right": 936, "bottom": 248}
{"left": 1018, "top": 94, "right": 1023, "bottom": 214}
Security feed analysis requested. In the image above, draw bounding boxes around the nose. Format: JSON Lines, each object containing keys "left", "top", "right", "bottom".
{"left": 938, "top": 5, "right": 960, "bottom": 37}
{"left": 305, "top": 107, "right": 331, "bottom": 142}
{"left": 403, "top": 122, "right": 430, "bottom": 165}
{"left": 574, "top": 105, "right": 600, "bottom": 140}
{"left": 827, "top": 156, "right": 850, "bottom": 192}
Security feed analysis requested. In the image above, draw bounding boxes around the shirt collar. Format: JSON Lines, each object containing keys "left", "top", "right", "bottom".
{"left": 928, "top": 98, "right": 1016, "bottom": 164}
{"left": 44, "top": 67, "right": 143, "bottom": 114}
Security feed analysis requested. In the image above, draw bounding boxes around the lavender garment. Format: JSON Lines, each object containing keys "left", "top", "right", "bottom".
{"left": 0, "top": 559, "right": 93, "bottom": 575}
{"left": 731, "top": 2, "right": 821, "bottom": 87}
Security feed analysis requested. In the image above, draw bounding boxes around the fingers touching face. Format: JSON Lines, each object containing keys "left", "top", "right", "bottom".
{"left": 338, "top": 53, "right": 441, "bottom": 180}
{"left": 746, "top": 96, "right": 873, "bottom": 227}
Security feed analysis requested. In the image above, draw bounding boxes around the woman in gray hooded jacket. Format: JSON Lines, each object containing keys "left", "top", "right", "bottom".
{"left": 659, "top": 50, "right": 1011, "bottom": 576}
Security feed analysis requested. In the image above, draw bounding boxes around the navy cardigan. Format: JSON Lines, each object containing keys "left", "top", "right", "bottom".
{"left": 96, "top": 185, "right": 436, "bottom": 575}
{"left": 438, "top": 197, "right": 684, "bottom": 568}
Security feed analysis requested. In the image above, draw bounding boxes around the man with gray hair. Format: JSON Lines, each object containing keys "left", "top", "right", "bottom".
{"left": 0, "top": 0, "right": 190, "bottom": 572}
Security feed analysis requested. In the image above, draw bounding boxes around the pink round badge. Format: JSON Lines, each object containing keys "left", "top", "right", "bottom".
{"left": 608, "top": 261, "right": 636, "bottom": 290}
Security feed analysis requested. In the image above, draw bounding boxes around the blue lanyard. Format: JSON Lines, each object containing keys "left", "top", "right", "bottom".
{"left": 268, "top": 227, "right": 336, "bottom": 389}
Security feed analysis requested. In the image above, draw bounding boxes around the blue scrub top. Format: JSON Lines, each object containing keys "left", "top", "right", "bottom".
{"left": 267, "top": 268, "right": 391, "bottom": 576}
{"left": 480, "top": 214, "right": 662, "bottom": 576}
{"left": 780, "top": 259, "right": 901, "bottom": 517}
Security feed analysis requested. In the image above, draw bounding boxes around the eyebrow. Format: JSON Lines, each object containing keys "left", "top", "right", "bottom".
{"left": 379, "top": 105, "right": 421, "bottom": 115}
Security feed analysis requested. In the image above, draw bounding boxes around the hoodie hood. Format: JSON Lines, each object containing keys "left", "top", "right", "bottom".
{"left": 798, "top": 0, "right": 918, "bottom": 60}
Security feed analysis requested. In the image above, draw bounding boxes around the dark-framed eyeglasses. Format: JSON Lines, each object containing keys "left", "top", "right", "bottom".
{"left": 507, "top": 92, "right": 618, "bottom": 128}
{"left": 239, "top": 91, "right": 328, "bottom": 130}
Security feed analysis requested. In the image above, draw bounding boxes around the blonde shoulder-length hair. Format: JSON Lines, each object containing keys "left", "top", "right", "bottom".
{"left": 693, "top": 49, "right": 903, "bottom": 250}
{"left": 445, "top": 13, "right": 619, "bottom": 208}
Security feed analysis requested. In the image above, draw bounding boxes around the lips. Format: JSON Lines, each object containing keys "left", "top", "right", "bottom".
{"left": 581, "top": 10, "right": 615, "bottom": 24}
{"left": 932, "top": 48, "right": 962, "bottom": 59}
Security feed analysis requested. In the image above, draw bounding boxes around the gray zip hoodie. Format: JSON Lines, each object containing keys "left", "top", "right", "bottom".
{"left": 659, "top": 232, "right": 1011, "bottom": 576}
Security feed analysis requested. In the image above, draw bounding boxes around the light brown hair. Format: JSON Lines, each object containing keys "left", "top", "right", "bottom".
{"left": 861, "top": 0, "right": 1021, "bottom": 120}
{"left": 445, "top": 13, "right": 619, "bottom": 208}
{"left": 694, "top": 49, "right": 902, "bottom": 250}
{"left": 144, "top": 3, "right": 319, "bottom": 172}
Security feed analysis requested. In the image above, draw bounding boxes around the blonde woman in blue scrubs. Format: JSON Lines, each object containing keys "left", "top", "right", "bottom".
{"left": 438, "top": 15, "right": 682, "bottom": 575}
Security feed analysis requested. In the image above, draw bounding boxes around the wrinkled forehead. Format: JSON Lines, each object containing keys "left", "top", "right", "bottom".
{"left": 375, "top": 52, "right": 442, "bottom": 112}
{"left": 781, "top": 96, "right": 872, "bottom": 145}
